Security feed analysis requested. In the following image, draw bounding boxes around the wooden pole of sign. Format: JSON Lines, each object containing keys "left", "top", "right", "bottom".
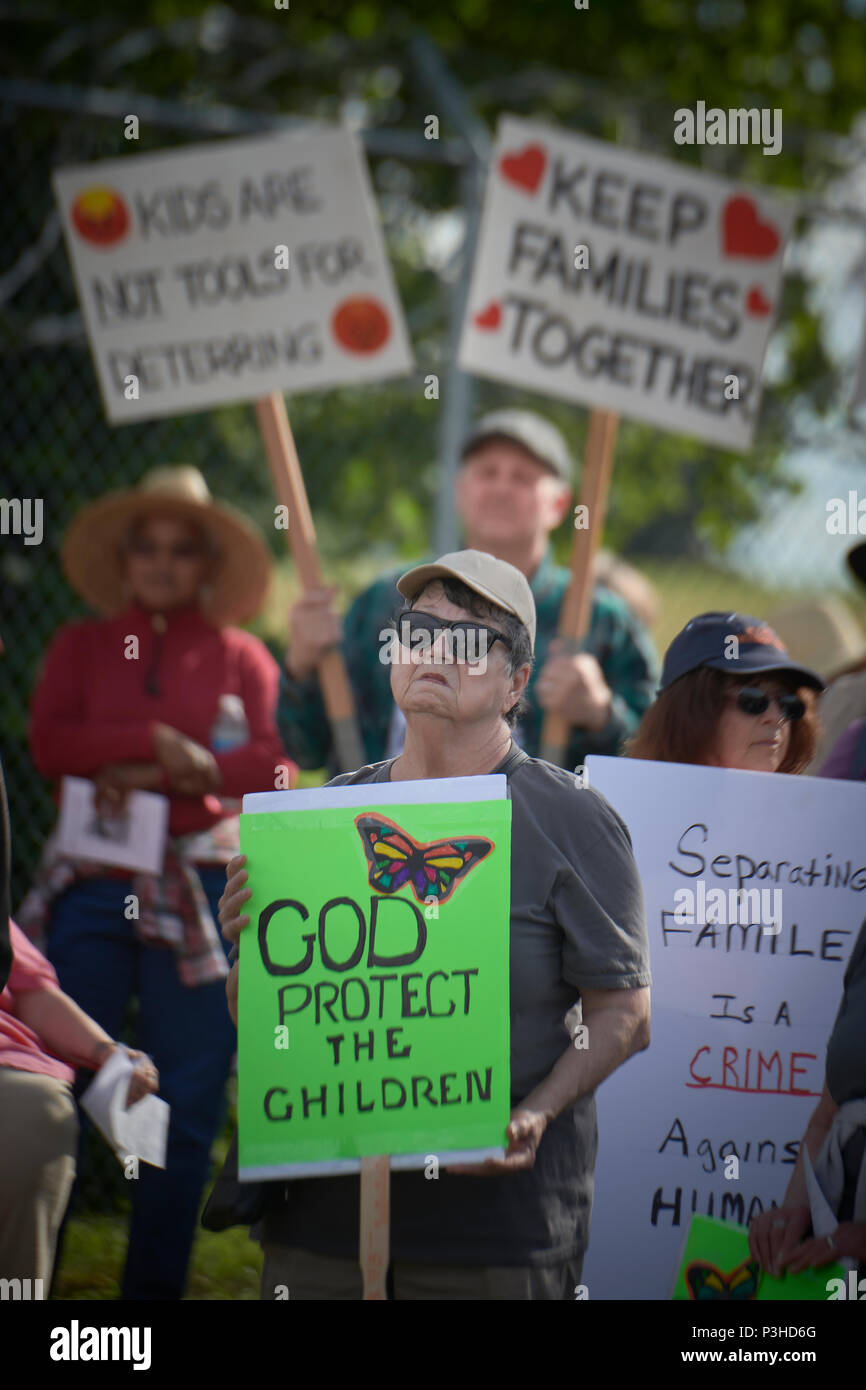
{"left": 255, "top": 393, "right": 366, "bottom": 774}
{"left": 257, "top": 392, "right": 387, "bottom": 1294}
{"left": 539, "top": 409, "right": 620, "bottom": 768}
{"left": 360, "top": 1155, "right": 390, "bottom": 1299}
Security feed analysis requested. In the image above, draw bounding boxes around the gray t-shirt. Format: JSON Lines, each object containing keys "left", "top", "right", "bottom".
{"left": 260, "top": 745, "right": 650, "bottom": 1266}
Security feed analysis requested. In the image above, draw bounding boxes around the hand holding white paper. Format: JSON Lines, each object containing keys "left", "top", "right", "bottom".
{"left": 80, "top": 1048, "right": 169, "bottom": 1170}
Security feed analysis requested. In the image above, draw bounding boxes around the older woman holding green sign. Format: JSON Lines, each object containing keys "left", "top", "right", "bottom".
{"left": 216, "top": 549, "right": 651, "bottom": 1301}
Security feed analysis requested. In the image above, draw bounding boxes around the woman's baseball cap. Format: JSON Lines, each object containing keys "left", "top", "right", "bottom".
{"left": 397, "top": 549, "right": 536, "bottom": 652}
{"left": 660, "top": 611, "right": 825, "bottom": 692}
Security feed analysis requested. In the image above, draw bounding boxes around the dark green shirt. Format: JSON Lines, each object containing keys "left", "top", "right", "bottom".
{"left": 277, "top": 549, "right": 659, "bottom": 773}
{"left": 260, "top": 745, "right": 650, "bottom": 1266}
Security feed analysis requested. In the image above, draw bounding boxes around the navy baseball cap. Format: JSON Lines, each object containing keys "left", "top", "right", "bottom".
{"left": 660, "top": 612, "right": 825, "bottom": 693}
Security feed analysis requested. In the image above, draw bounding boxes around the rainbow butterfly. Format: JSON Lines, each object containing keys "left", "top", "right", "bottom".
{"left": 354, "top": 815, "right": 494, "bottom": 905}
{"left": 685, "top": 1257, "right": 760, "bottom": 1301}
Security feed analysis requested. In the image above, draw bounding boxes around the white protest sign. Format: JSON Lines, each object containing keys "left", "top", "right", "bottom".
{"left": 581, "top": 757, "right": 865, "bottom": 1300}
{"left": 52, "top": 128, "right": 413, "bottom": 422}
{"left": 458, "top": 115, "right": 795, "bottom": 450}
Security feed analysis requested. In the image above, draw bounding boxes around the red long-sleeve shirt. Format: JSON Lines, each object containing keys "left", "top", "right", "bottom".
{"left": 30, "top": 603, "right": 296, "bottom": 836}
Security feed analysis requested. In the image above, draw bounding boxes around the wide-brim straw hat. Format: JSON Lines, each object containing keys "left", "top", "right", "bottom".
{"left": 768, "top": 597, "right": 866, "bottom": 681}
{"left": 62, "top": 466, "right": 272, "bottom": 626}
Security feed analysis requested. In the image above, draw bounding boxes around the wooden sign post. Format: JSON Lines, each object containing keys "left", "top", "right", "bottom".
{"left": 539, "top": 408, "right": 619, "bottom": 767}
{"left": 255, "top": 393, "right": 366, "bottom": 774}
{"left": 360, "top": 1156, "right": 390, "bottom": 1300}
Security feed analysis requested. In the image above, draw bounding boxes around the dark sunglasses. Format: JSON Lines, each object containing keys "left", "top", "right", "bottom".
{"left": 394, "top": 609, "right": 511, "bottom": 663}
{"left": 731, "top": 686, "right": 806, "bottom": 722}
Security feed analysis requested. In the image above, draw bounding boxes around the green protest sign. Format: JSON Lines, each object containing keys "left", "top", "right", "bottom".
{"left": 237, "top": 790, "right": 512, "bottom": 1177}
{"left": 672, "top": 1215, "right": 846, "bottom": 1301}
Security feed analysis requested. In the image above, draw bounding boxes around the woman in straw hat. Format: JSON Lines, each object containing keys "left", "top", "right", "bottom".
{"left": 20, "top": 465, "right": 295, "bottom": 1301}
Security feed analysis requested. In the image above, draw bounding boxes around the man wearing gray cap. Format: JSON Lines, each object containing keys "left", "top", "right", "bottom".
{"left": 277, "top": 409, "right": 658, "bottom": 772}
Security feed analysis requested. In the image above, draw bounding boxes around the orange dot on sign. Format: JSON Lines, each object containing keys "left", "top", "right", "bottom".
{"left": 71, "top": 186, "right": 130, "bottom": 247}
{"left": 331, "top": 297, "right": 391, "bottom": 354}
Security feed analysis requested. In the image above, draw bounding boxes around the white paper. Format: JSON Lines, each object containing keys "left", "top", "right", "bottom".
{"left": 56, "top": 776, "right": 168, "bottom": 875}
{"left": 243, "top": 773, "right": 507, "bottom": 814}
{"left": 80, "top": 1049, "right": 169, "bottom": 1169}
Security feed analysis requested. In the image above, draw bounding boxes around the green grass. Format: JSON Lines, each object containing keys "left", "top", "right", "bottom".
{"left": 55, "top": 1212, "right": 263, "bottom": 1301}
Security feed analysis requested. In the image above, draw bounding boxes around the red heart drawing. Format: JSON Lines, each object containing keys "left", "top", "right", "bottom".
{"left": 746, "top": 286, "right": 772, "bottom": 316}
{"left": 474, "top": 301, "right": 502, "bottom": 331}
{"left": 722, "top": 196, "right": 780, "bottom": 259}
{"left": 499, "top": 144, "right": 547, "bottom": 194}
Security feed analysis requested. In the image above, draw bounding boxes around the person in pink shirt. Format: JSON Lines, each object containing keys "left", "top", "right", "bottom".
{"left": 0, "top": 921, "right": 158, "bottom": 1288}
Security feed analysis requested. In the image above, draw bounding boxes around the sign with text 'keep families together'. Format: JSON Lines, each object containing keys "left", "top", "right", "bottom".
{"left": 52, "top": 128, "right": 413, "bottom": 423}
{"left": 581, "top": 758, "right": 866, "bottom": 1300}
{"left": 237, "top": 777, "right": 511, "bottom": 1179}
{"left": 459, "top": 116, "right": 795, "bottom": 449}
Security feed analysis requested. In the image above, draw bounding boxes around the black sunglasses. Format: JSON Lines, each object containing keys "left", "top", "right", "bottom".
{"left": 394, "top": 609, "right": 512, "bottom": 663}
{"left": 731, "top": 686, "right": 806, "bottom": 722}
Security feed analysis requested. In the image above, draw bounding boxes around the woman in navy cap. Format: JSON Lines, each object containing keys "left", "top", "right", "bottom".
{"left": 627, "top": 611, "right": 824, "bottom": 773}
{"left": 630, "top": 612, "right": 866, "bottom": 1281}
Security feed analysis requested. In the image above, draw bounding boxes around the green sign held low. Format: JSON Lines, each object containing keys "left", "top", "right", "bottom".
{"left": 673, "top": 1215, "right": 846, "bottom": 1301}
{"left": 237, "top": 788, "right": 512, "bottom": 1178}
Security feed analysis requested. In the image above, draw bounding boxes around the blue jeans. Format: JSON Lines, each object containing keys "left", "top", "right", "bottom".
{"left": 46, "top": 869, "right": 236, "bottom": 1300}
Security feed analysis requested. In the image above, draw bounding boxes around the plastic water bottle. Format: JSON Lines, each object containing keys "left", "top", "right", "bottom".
{"left": 210, "top": 694, "right": 249, "bottom": 751}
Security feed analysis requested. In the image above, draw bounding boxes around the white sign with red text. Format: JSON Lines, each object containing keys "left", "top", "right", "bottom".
{"left": 581, "top": 757, "right": 865, "bottom": 1299}
{"left": 53, "top": 128, "right": 413, "bottom": 422}
{"left": 458, "top": 115, "right": 795, "bottom": 449}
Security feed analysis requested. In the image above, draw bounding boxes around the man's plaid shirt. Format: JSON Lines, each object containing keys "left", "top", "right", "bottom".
{"left": 276, "top": 548, "right": 659, "bottom": 774}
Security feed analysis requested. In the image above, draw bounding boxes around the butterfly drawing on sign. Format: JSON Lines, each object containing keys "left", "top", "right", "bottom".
{"left": 354, "top": 815, "right": 494, "bottom": 905}
{"left": 685, "top": 1257, "right": 760, "bottom": 1301}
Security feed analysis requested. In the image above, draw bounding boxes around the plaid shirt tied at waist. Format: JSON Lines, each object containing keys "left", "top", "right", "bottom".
{"left": 16, "top": 819, "right": 236, "bottom": 988}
